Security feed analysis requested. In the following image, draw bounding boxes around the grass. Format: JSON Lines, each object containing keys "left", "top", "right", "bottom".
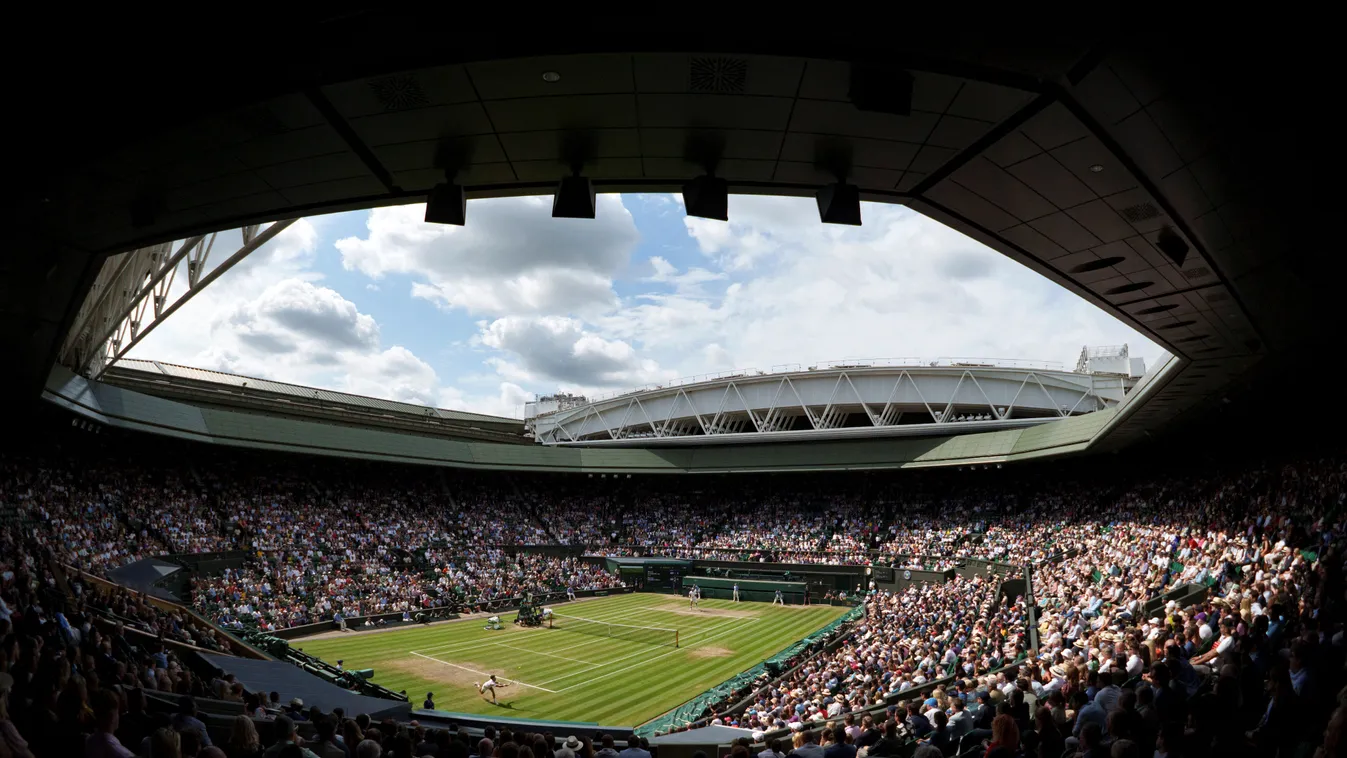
{"left": 295, "top": 592, "right": 848, "bottom": 726}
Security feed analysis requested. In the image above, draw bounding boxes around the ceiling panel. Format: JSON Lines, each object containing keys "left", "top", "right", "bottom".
{"left": 951, "top": 158, "right": 1056, "bottom": 221}
{"left": 485, "top": 95, "right": 636, "bottom": 132}
{"left": 637, "top": 94, "right": 793, "bottom": 130}
{"left": 789, "top": 100, "right": 940, "bottom": 143}
{"left": 468, "top": 55, "right": 634, "bottom": 99}
{"left": 926, "top": 115, "right": 995, "bottom": 151}
{"left": 779, "top": 133, "right": 920, "bottom": 170}
{"left": 321, "top": 67, "right": 477, "bottom": 118}
{"left": 348, "top": 103, "right": 494, "bottom": 145}
{"left": 232, "top": 126, "right": 349, "bottom": 169}
{"left": 946, "top": 81, "right": 1036, "bottom": 122}
{"left": 371, "top": 135, "right": 508, "bottom": 173}
{"left": 640, "top": 128, "right": 784, "bottom": 160}
{"left": 498, "top": 129, "right": 641, "bottom": 162}
{"left": 1028, "top": 211, "right": 1102, "bottom": 253}
{"left": 1006, "top": 153, "right": 1097, "bottom": 210}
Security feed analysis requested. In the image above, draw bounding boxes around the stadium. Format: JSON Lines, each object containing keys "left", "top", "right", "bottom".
{"left": 0, "top": 21, "right": 1336, "bottom": 758}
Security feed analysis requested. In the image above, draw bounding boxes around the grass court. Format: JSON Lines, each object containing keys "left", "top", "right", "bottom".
{"left": 295, "top": 592, "right": 848, "bottom": 726}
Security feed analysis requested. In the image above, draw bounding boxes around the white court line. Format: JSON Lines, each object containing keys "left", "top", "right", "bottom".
{"left": 488, "top": 640, "right": 599, "bottom": 666}
{"left": 534, "top": 616, "right": 755, "bottom": 687}
{"left": 409, "top": 651, "right": 558, "bottom": 693}
{"left": 553, "top": 620, "right": 748, "bottom": 693}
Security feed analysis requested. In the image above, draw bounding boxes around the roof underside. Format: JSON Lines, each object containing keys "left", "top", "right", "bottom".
{"left": 3, "top": 23, "right": 1324, "bottom": 456}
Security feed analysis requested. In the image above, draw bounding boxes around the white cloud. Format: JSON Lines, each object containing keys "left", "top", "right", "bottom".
{"left": 127, "top": 195, "right": 1158, "bottom": 419}
{"left": 124, "top": 219, "right": 528, "bottom": 418}
{"left": 335, "top": 195, "right": 640, "bottom": 316}
{"left": 476, "top": 315, "right": 674, "bottom": 390}
{"left": 596, "top": 197, "right": 1160, "bottom": 379}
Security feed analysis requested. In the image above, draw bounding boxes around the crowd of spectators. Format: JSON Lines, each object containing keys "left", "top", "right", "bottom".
{"left": 735, "top": 572, "right": 1025, "bottom": 733}
{"left": 3, "top": 429, "right": 1346, "bottom": 756}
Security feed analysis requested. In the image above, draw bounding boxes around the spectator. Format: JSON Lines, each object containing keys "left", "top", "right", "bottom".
{"left": 618, "top": 737, "right": 650, "bottom": 758}
{"left": 985, "top": 715, "right": 1019, "bottom": 758}
{"left": 264, "top": 716, "right": 318, "bottom": 758}
{"left": 85, "top": 689, "right": 134, "bottom": 758}
{"left": 225, "top": 715, "right": 263, "bottom": 758}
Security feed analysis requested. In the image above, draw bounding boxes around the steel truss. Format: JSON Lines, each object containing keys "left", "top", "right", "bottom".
{"left": 60, "top": 219, "right": 296, "bottom": 379}
{"left": 535, "top": 368, "right": 1115, "bottom": 444}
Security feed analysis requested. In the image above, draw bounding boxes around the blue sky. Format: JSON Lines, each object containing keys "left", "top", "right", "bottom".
{"left": 127, "top": 194, "right": 1159, "bottom": 418}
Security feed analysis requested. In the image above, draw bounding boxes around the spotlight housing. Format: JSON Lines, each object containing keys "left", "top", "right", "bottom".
{"left": 816, "top": 182, "right": 862, "bottom": 226}
{"left": 424, "top": 182, "right": 466, "bottom": 225}
{"left": 682, "top": 175, "right": 728, "bottom": 221}
{"left": 552, "top": 175, "right": 596, "bottom": 219}
{"left": 1156, "top": 226, "right": 1190, "bottom": 267}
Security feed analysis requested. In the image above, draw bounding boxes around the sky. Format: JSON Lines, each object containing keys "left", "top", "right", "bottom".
{"left": 126, "top": 194, "right": 1159, "bottom": 419}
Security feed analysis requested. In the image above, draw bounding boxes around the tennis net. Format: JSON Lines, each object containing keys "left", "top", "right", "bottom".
{"left": 549, "top": 613, "right": 679, "bottom": 647}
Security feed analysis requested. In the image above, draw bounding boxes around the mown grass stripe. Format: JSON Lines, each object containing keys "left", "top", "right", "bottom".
{"left": 296, "top": 593, "right": 847, "bottom": 725}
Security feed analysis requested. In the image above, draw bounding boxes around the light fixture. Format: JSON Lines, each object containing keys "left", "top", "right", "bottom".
{"left": 1155, "top": 226, "right": 1190, "bottom": 267}
{"left": 541, "top": 71, "right": 562, "bottom": 83}
{"left": 553, "top": 173, "right": 596, "bottom": 219}
{"left": 682, "top": 174, "right": 728, "bottom": 221}
{"left": 816, "top": 182, "right": 862, "bottom": 226}
{"left": 1089, "top": 164, "right": 1104, "bottom": 173}
{"left": 424, "top": 181, "right": 466, "bottom": 225}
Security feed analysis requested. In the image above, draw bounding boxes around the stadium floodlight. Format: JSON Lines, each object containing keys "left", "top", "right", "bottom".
{"left": 683, "top": 174, "right": 729, "bottom": 221}
{"left": 424, "top": 181, "right": 466, "bottom": 225}
{"left": 553, "top": 174, "right": 596, "bottom": 219}
{"left": 817, "top": 182, "right": 862, "bottom": 226}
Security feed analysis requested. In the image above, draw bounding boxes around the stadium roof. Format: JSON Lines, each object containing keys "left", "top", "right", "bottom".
{"left": 104, "top": 359, "right": 527, "bottom": 443}
{"left": 3, "top": 22, "right": 1325, "bottom": 454}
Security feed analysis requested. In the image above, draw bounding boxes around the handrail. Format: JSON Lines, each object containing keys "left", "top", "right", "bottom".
{"left": 64, "top": 565, "right": 269, "bottom": 660}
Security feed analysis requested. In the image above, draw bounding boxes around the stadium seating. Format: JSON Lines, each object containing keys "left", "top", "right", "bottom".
{"left": 1, "top": 436, "right": 1343, "bottom": 758}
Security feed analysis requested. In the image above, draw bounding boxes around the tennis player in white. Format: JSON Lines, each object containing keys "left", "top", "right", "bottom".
{"left": 688, "top": 585, "right": 700, "bottom": 609}
{"left": 732, "top": 583, "right": 740, "bottom": 602}
{"left": 476, "top": 674, "right": 510, "bottom": 703}
{"left": 773, "top": 589, "right": 784, "bottom": 605}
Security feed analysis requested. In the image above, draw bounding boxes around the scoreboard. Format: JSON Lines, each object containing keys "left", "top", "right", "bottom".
{"left": 644, "top": 564, "right": 685, "bottom": 591}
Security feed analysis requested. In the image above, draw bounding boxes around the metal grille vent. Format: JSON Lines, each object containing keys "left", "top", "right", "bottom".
{"left": 1181, "top": 266, "right": 1212, "bottom": 278}
{"left": 369, "top": 74, "right": 430, "bottom": 111}
{"left": 1119, "top": 202, "right": 1161, "bottom": 223}
{"left": 690, "top": 57, "right": 748, "bottom": 93}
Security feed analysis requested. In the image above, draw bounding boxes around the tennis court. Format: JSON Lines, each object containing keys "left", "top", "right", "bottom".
{"left": 296, "top": 592, "right": 848, "bottom": 725}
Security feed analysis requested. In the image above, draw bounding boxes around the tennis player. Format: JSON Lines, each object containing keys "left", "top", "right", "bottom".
{"left": 732, "top": 582, "right": 740, "bottom": 602}
{"left": 773, "top": 589, "right": 784, "bottom": 605}
{"left": 476, "top": 674, "right": 510, "bottom": 703}
{"left": 689, "top": 584, "right": 701, "bottom": 609}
